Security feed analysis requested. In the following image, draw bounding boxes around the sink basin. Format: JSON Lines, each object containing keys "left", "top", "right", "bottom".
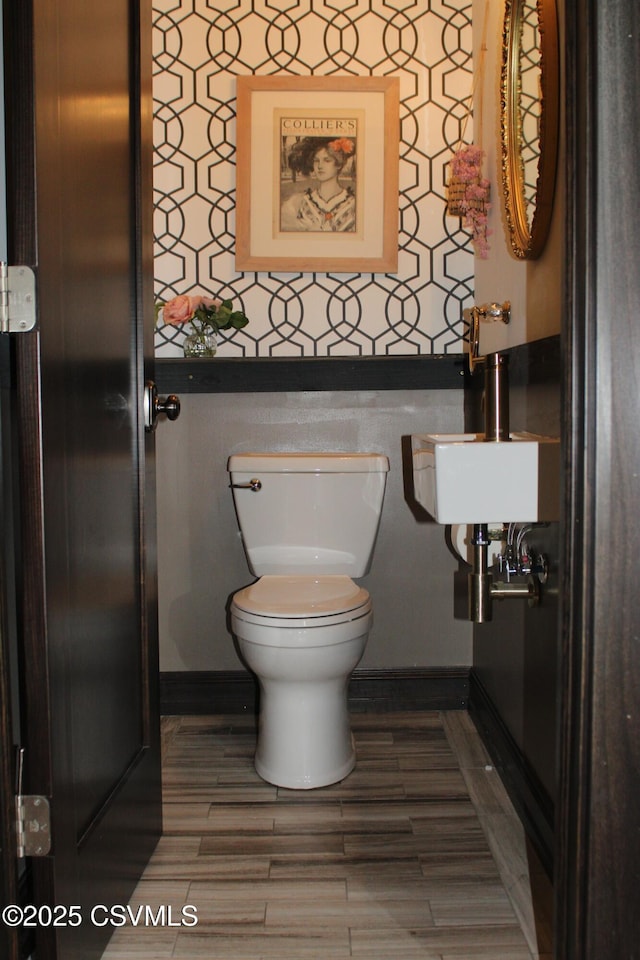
{"left": 411, "top": 432, "right": 560, "bottom": 524}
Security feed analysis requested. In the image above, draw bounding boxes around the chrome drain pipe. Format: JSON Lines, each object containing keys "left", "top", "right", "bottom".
{"left": 468, "top": 523, "right": 542, "bottom": 622}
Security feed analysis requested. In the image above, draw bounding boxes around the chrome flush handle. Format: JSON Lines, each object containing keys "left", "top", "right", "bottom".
{"left": 230, "top": 478, "right": 262, "bottom": 492}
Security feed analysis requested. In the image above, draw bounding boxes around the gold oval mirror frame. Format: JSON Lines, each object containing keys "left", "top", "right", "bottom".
{"left": 501, "top": 0, "right": 559, "bottom": 260}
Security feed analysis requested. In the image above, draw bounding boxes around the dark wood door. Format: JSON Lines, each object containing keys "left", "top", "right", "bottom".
{"left": 3, "top": 0, "right": 161, "bottom": 957}
{"left": 0, "top": 341, "right": 22, "bottom": 960}
{"left": 557, "top": 1, "right": 640, "bottom": 957}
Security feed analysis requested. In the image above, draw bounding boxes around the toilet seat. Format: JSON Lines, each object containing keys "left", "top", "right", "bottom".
{"left": 231, "top": 575, "right": 371, "bottom": 630}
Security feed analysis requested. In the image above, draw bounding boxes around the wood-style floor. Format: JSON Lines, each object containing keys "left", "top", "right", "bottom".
{"left": 101, "top": 711, "right": 553, "bottom": 959}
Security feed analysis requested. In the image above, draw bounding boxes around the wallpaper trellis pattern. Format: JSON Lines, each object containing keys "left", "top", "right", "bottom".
{"left": 153, "top": 0, "right": 474, "bottom": 358}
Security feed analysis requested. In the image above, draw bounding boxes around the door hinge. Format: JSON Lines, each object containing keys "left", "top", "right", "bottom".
{"left": 14, "top": 748, "right": 51, "bottom": 858}
{"left": 0, "top": 262, "right": 37, "bottom": 334}
{"left": 15, "top": 795, "right": 51, "bottom": 858}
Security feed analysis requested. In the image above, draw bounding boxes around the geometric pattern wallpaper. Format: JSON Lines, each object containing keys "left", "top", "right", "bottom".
{"left": 152, "top": 0, "right": 474, "bottom": 358}
{"left": 519, "top": 3, "right": 542, "bottom": 223}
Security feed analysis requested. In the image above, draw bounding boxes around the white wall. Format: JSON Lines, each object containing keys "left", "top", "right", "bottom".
{"left": 156, "top": 389, "right": 472, "bottom": 672}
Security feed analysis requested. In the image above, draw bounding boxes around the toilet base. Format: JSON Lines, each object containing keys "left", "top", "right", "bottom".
{"left": 253, "top": 678, "right": 357, "bottom": 789}
{"left": 232, "top": 601, "right": 371, "bottom": 790}
{"left": 255, "top": 735, "right": 356, "bottom": 790}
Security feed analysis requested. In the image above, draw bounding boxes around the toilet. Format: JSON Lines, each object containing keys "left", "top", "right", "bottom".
{"left": 228, "top": 452, "right": 389, "bottom": 789}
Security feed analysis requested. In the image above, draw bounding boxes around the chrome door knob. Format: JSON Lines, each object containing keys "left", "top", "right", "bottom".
{"left": 144, "top": 380, "right": 181, "bottom": 432}
{"left": 156, "top": 392, "right": 180, "bottom": 421}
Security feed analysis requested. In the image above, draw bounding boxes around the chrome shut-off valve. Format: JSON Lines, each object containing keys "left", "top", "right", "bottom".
{"left": 496, "top": 523, "right": 549, "bottom": 584}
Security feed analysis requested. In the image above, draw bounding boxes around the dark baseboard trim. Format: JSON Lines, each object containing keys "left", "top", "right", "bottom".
{"left": 347, "top": 667, "right": 469, "bottom": 712}
{"left": 160, "top": 670, "right": 259, "bottom": 716}
{"left": 468, "top": 669, "right": 555, "bottom": 878}
{"left": 159, "top": 667, "right": 470, "bottom": 717}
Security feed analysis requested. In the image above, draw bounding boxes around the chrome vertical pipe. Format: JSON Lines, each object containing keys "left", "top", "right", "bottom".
{"left": 484, "top": 352, "right": 510, "bottom": 442}
{"left": 468, "top": 523, "right": 493, "bottom": 622}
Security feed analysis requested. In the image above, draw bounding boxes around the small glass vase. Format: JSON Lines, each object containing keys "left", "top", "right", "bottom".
{"left": 183, "top": 330, "right": 217, "bottom": 358}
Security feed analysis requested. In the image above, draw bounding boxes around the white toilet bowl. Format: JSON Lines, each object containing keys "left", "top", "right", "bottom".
{"left": 231, "top": 575, "right": 371, "bottom": 789}
{"left": 228, "top": 452, "right": 389, "bottom": 790}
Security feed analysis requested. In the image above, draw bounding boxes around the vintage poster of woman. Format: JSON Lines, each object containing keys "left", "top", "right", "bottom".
{"left": 276, "top": 112, "right": 362, "bottom": 238}
{"left": 235, "top": 76, "right": 399, "bottom": 272}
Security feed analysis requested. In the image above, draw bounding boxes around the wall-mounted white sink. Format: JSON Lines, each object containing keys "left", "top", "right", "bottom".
{"left": 411, "top": 432, "right": 560, "bottom": 524}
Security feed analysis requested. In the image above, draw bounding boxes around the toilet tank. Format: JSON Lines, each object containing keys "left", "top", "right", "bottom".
{"left": 228, "top": 452, "right": 390, "bottom": 577}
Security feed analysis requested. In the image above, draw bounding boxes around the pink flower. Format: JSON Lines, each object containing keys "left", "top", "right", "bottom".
{"left": 450, "top": 144, "right": 485, "bottom": 182}
{"left": 466, "top": 181, "right": 490, "bottom": 200}
{"left": 447, "top": 144, "right": 491, "bottom": 257}
{"left": 162, "top": 295, "right": 220, "bottom": 326}
{"left": 155, "top": 290, "right": 250, "bottom": 336}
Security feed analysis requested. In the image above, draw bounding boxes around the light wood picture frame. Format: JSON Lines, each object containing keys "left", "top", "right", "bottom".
{"left": 235, "top": 76, "right": 400, "bottom": 273}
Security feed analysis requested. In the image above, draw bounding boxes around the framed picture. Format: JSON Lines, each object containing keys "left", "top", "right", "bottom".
{"left": 235, "top": 76, "right": 400, "bottom": 273}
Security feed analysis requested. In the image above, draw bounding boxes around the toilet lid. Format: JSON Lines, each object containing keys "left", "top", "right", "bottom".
{"left": 232, "top": 575, "right": 370, "bottom": 625}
